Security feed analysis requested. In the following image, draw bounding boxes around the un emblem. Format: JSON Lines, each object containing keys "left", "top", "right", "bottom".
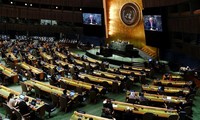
{"left": 120, "top": 2, "right": 141, "bottom": 27}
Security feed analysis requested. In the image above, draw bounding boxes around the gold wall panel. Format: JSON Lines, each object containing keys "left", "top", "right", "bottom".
{"left": 104, "top": 0, "right": 146, "bottom": 48}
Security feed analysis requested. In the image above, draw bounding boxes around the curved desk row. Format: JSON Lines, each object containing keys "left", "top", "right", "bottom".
{"left": 111, "top": 100, "right": 178, "bottom": 118}
{"left": 78, "top": 73, "right": 121, "bottom": 86}
{"left": 153, "top": 80, "right": 192, "bottom": 87}
{"left": 23, "top": 80, "right": 79, "bottom": 103}
{"left": 59, "top": 77, "right": 104, "bottom": 93}
{"left": 70, "top": 111, "right": 112, "bottom": 120}
{"left": 126, "top": 91, "right": 187, "bottom": 104}
{"left": 142, "top": 85, "right": 190, "bottom": 95}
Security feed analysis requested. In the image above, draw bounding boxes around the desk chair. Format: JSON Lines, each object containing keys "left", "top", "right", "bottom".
{"left": 59, "top": 96, "right": 69, "bottom": 112}
{"left": 125, "top": 79, "right": 133, "bottom": 90}
{"left": 167, "top": 83, "right": 173, "bottom": 87}
{"left": 112, "top": 81, "right": 119, "bottom": 93}
{"left": 142, "top": 112, "right": 156, "bottom": 120}
{"left": 33, "top": 85, "right": 41, "bottom": 98}
{"left": 60, "top": 80, "right": 67, "bottom": 89}
{"left": 44, "top": 103, "right": 56, "bottom": 118}
{"left": 89, "top": 90, "right": 98, "bottom": 104}
{"left": 184, "top": 106, "right": 193, "bottom": 120}
{"left": 13, "top": 108, "right": 31, "bottom": 120}
{"left": 50, "top": 93, "right": 59, "bottom": 107}
{"left": 20, "top": 82, "right": 31, "bottom": 95}
{"left": 168, "top": 115, "right": 180, "bottom": 120}
{"left": 3, "top": 103, "right": 14, "bottom": 119}
{"left": 84, "top": 77, "right": 90, "bottom": 83}
{"left": 101, "top": 81, "right": 110, "bottom": 92}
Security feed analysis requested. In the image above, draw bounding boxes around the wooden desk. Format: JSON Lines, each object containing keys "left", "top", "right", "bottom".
{"left": 171, "top": 75, "right": 183, "bottom": 80}
{"left": 28, "top": 53, "right": 37, "bottom": 64}
{"left": 0, "top": 85, "right": 45, "bottom": 116}
{"left": 55, "top": 51, "right": 67, "bottom": 60}
{"left": 126, "top": 91, "right": 187, "bottom": 104}
{"left": 55, "top": 60, "right": 74, "bottom": 68}
{"left": 78, "top": 73, "right": 121, "bottom": 86}
{"left": 0, "top": 64, "right": 18, "bottom": 83}
{"left": 153, "top": 80, "right": 192, "bottom": 87}
{"left": 6, "top": 52, "right": 18, "bottom": 65}
{"left": 70, "top": 111, "right": 112, "bottom": 120}
{"left": 19, "top": 62, "right": 44, "bottom": 80}
{"left": 42, "top": 62, "right": 56, "bottom": 70}
{"left": 74, "top": 59, "right": 97, "bottom": 69}
{"left": 60, "top": 77, "right": 104, "bottom": 93}
{"left": 93, "top": 70, "right": 135, "bottom": 81}
{"left": 24, "top": 80, "right": 79, "bottom": 103}
{"left": 122, "top": 65, "right": 151, "bottom": 72}
{"left": 56, "top": 66, "right": 65, "bottom": 76}
{"left": 108, "top": 68, "right": 146, "bottom": 76}
{"left": 40, "top": 52, "right": 53, "bottom": 63}
{"left": 41, "top": 61, "right": 56, "bottom": 75}
{"left": 142, "top": 85, "right": 190, "bottom": 95}
{"left": 86, "top": 57, "right": 102, "bottom": 64}
{"left": 69, "top": 52, "right": 81, "bottom": 59}
{"left": 111, "top": 100, "right": 178, "bottom": 118}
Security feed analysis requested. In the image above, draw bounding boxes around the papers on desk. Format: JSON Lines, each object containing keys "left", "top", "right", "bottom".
{"left": 112, "top": 104, "right": 118, "bottom": 108}
{"left": 167, "top": 96, "right": 172, "bottom": 100}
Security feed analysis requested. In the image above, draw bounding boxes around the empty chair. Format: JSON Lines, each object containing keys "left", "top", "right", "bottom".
{"left": 167, "top": 83, "right": 173, "bottom": 87}
{"left": 112, "top": 81, "right": 119, "bottom": 93}
{"left": 3, "top": 103, "right": 14, "bottom": 119}
{"left": 50, "top": 93, "right": 59, "bottom": 107}
{"left": 44, "top": 103, "right": 56, "bottom": 118}
{"left": 60, "top": 80, "right": 67, "bottom": 89}
{"left": 76, "top": 87, "right": 83, "bottom": 95}
{"left": 59, "top": 96, "right": 69, "bottom": 112}
{"left": 89, "top": 90, "right": 98, "bottom": 104}
{"left": 84, "top": 77, "right": 90, "bottom": 83}
{"left": 125, "top": 79, "right": 133, "bottom": 90}
{"left": 20, "top": 82, "right": 31, "bottom": 95}
{"left": 184, "top": 106, "right": 193, "bottom": 120}
{"left": 101, "top": 81, "right": 110, "bottom": 91}
{"left": 13, "top": 107, "right": 31, "bottom": 120}
{"left": 33, "top": 85, "right": 41, "bottom": 98}
{"left": 156, "top": 81, "right": 162, "bottom": 86}
{"left": 101, "top": 73, "right": 106, "bottom": 78}
{"left": 142, "top": 112, "right": 156, "bottom": 120}
{"left": 168, "top": 115, "right": 180, "bottom": 120}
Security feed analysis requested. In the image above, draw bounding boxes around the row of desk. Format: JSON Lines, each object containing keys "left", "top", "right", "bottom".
{"left": 23, "top": 80, "right": 79, "bottom": 103}
{"left": 126, "top": 91, "right": 187, "bottom": 104}
{"left": 122, "top": 64, "right": 151, "bottom": 72}
{"left": 93, "top": 70, "right": 134, "bottom": 81}
{"left": 19, "top": 62, "right": 44, "bottom": 80}
{"left": 107, "top": 68, "right": 146, "bottom": 76}
{"left": 0, "top": 64, "right": 18, "bottom": 83}
{"left": 78, "top": 73, "right": 121, "bottom": 86}
{"left": 6, "top": 52, "right": 18, "bottom": 65}
{"left": 153, "top": 79, "right": 193, "bottom": 87}
{"left": 70, "top": 111, "right": 112, "bottom": 120}
{"left": 0, "top": 85, "right": 45, "bottom": 116}
{"left": 59, "top": 77, "right": 104, "bottom": 93}
{"left": 111, "top": 100, "right": 178, "bottom": 118}
{"left": 142, "top": 84, "right": 190, "bottom": 95}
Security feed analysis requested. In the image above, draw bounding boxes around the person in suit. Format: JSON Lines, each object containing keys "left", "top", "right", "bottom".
{"left": 85, "top": 14, "right": 97, "bottom": 25}
{"left": 145, "top": 16, "right": 158, "bottom": 31}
